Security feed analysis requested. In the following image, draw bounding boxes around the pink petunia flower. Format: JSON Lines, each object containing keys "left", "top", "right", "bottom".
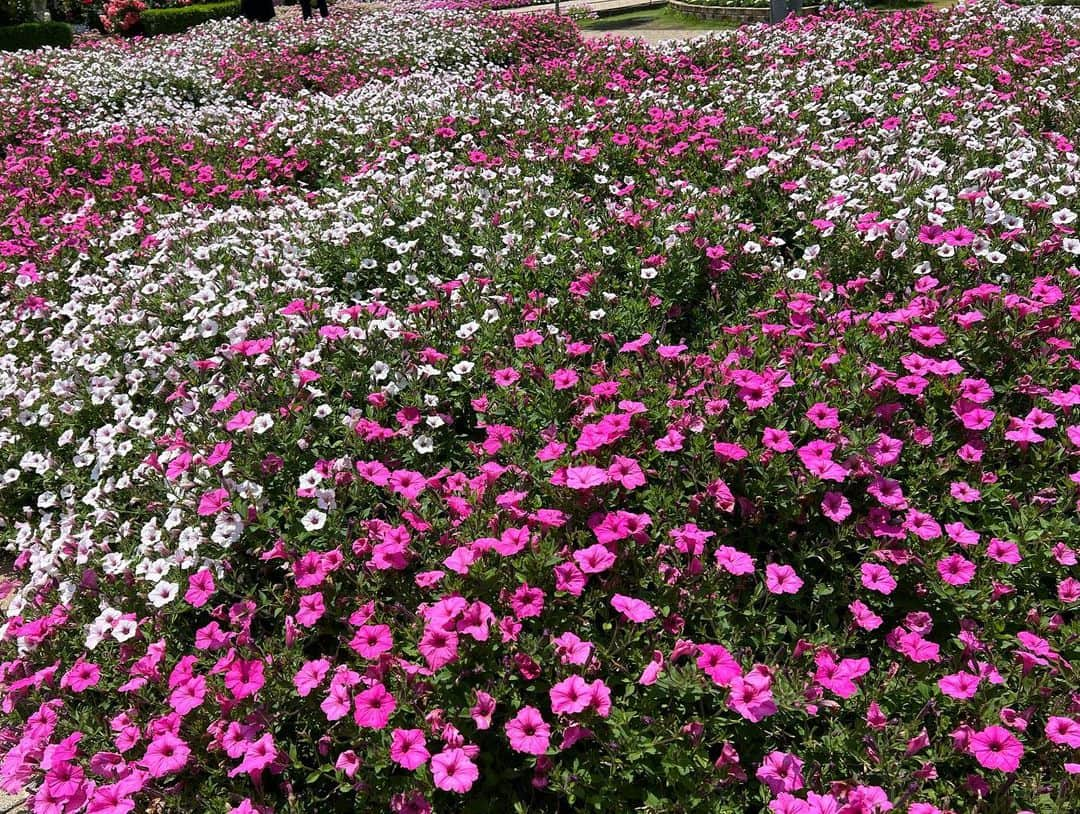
{"left": 905, "top": 509, "right": 942, "bottom": 540}
{"left": 293, "top": 659, "right": 330, "bottom": 698}
{"left": 513, "top": 330, "right": 544, "bottom": 348}
{"left": 225, "top": 410, "right": 256, "bottom": 432}
{"left": 563, "top": 465, "right": 610, "bottom": 490}
{"left": 388, "top": 469, "right": 426, "bottom": 501}
{"left": 937, "top": 554, "right": 976, "bottom": 586}
{"left": 553, "top": 562, "right": 587, "bottom": 596}
{"left": 206, "top": 441, "right": 232, "bottom": 467}
{"left": 639, "top": 651, "right": 664, "bottom": 686}
{"left": 696, "top": 644, "right": 742, "bottom": 686}
{"left": 986, "top": 538, "right": 1022, "bottom": 565}
{"left": 573, "top": 544, "right": 617, "bottom": 574}
{"left": 224, "top": 658, "right": 264, "bottom": 700}
{"left": 552, "top": 632, "right": 592, "bottom": 666}
{"left": 1045, "top": 717, "right": 1080, "bottom": 748}
{"left": 296, "top": 592, "right": 325, "bottom": 627}
{"left": 821, "top": 491, "right": 852, "bottom": 523}
{"left": 86, "top": 784, "right": 136, "bottom": 814}
{"left": 654, "top": 428, "right": 685, "bottom": 452}
{"left": 952, "top": 398, "right": 995, "bottom": 430}
{"left": 587, "top": 679, "right": 612, "bottom": 717}
{"left": 607, "top": 456, "right": 646, "bottom": 490}
{"left": 610, "top": 594, "right": 655, "bottom": 622}
{"left": 430, "top": 748, "right": 479, "bottom": 793}
{"left": 969, "top": 725, "right": 1023, "bottom": 772}
{"left": 196, "top": 488, "right": 230, "bottom": 516}
{"left": 418, "top": 626, "right": 459, "bottom": 670}
{"left": 765, "top": 563, "right": 804, "bottom": 594}
{"left": 849, "top": 600, "right": 883, "bottom": 631}
{"left": 184, "top": 570, "right": 215, "bottom": 607}
{"left": 510, "top": 584, "right": 546, "bottom": 619}
{"left": 493, "top": 367, "right": 521, "bottom": 387}
{"left": 814, "top": 653, "right": 870, "bottom": 699}
{"left": 769, "top": 793, "right": 807, "bottom": 814}
{"left": 320, "top": 682, "right": 352, "bottom": 722}
{"left": 353, "top": 682, "right": 396, "bottom": 729}
{"left": 762, "top": 427, "right": 794, "bottom": 452}
{"left": 756, "top": 751, "right": 805, "bottom": 794}
{"left": 908, "top": 804, "right": 943, "bottom": 814}
{"left": 860, "top": 563, "right": 897, "bottom": 595}
{"left": 715, "top": 545, "right": 755, "bottom": 575}
{"left": 550, "top": 368, "right": 579, "bottom": 390}
{"left": 227, "top": 733, "right": 277, "bottom": 778}
{"left": 950, "top": 481, "right": 981, "bottom": 503}
{"left": 798, "top": 440, "right": 847, "bottom": 482}
{"left": 938, "top": 671, "right": 981, "bottom": 700}
{"left": 168, "top": 675, "right": 206, "bottom": 715}
{"left": 713, "top": 441, "right": 749, "bottom": 462}
{"left": 1060, "top": 577, "right": 1080, "bottom": 603}
{"left": 471, "top": 691, "right": 497, "bottom": 730}
{"left": 351, "top": 624, "right": 393, "bottom": 659}
{"left": 945, "top": 522, "right": 981, "bottom": 547}
{"left": 505, "top": 706, "right": 551, "bottom": 755}
{"left": 390, "top": 728, "right": 430, "bottom": 770}
{"left": 335, "top": 750, "right": 361, "bottom": 779}
{"left": 728, "top": 665, "right": 777, "bottom": 722}
{"left": 60, "top": 658, "right": 101, "bottom": 693}
{"left": 894, "top": 629, "right": 941, "bottom": 663}
{"left": 866, "top": 702, "right": 888, "bottom": 730}
{"left": 806, "top": 402, "right": 840, "bottom": 429}
{"left": 141, "top": 733, "right": 190, "bottom": 778}
{"left": 550, "top": 675, "right": 591, "bottom": 715}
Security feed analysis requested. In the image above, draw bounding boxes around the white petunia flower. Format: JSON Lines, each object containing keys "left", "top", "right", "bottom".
{"left": 301, "top": 509, "right": 327, "bottom": 531}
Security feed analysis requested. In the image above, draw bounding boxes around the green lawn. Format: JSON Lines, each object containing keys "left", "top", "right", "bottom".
{"left": 579, "top": 6, "right": 737, "bottom": 31}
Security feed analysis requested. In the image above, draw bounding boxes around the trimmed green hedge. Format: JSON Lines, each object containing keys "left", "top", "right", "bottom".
{"left": 0, "top": 21, "right": 72, "bottom": 51}
{"left": 140, "top": 1, "right": 241, "bottom": 36}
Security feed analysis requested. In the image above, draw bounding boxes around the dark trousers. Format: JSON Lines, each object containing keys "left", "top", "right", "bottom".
{"left": 241, "top": 0, "right": 275, "bottom": 21}
{"left": 300, "top": 0, "right": 328, "bottom": 18}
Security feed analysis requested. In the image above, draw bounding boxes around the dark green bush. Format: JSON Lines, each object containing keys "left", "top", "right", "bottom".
{"left": 140, "top": 1, "right": 240, "bottom": 36}
{"left": 0, "top": 20, "right": 72, "bottom": 50}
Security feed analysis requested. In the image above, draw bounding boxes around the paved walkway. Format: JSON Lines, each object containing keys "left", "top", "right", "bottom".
{"left": 507, "top": 0, "right": 667, "bottom": 15}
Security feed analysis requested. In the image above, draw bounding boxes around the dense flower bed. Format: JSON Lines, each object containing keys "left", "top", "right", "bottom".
{"left": 1, "top": 3, "right": 1079, "bottom": 813}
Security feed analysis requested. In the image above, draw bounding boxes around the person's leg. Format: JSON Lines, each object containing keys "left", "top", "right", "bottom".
{"left": 317, "top": 0, "right": 327, "bottom": 16}
{"left": 299, "top": 0, "right": 313, "bottom": 19}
